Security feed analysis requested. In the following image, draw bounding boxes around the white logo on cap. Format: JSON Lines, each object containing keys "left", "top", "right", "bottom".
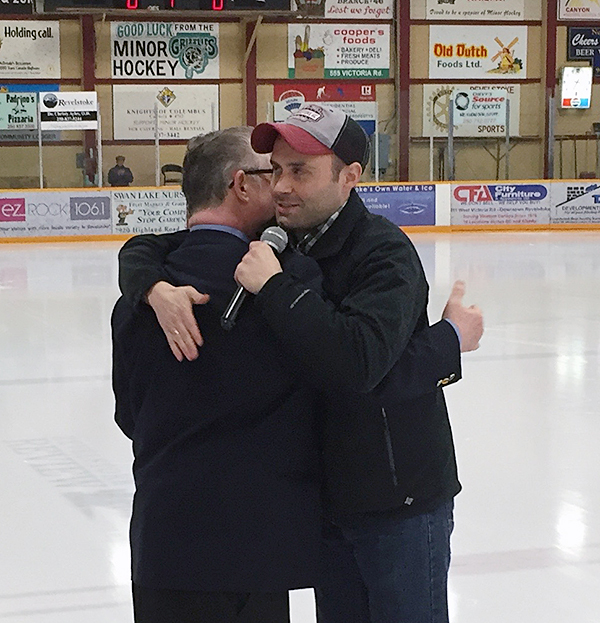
{"left": 290, "top": 104, "right": 325, "bottom": 123}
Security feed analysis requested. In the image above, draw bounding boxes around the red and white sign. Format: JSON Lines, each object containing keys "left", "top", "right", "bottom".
{"left": 451, "top": 183, "right": 551, "bottom": 225}
{"left": 274, "top": 82, "right": 377, "bottom": 132}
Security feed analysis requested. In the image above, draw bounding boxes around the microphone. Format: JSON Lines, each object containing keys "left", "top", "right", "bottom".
{"left": 221, "top": 226, "right": 288, "bottom": 331}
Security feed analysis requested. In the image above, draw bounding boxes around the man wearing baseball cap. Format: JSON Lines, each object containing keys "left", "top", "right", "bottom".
{"left": 233, "top": 104, "right": 482, "bottom": 623}
{"left": 117, "top": 105, "right": 483, "bottom": 623}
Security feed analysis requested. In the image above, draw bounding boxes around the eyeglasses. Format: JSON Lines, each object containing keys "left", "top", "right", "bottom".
{"left": 229, "top": 169, "right": 274, "bottom": 188}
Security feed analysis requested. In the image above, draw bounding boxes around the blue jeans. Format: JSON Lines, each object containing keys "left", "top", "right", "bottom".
{"left": 315, "top": 500, "right": 454, "bottom": 623}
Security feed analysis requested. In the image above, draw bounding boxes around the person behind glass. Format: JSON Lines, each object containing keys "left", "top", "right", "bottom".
{"left": 111, "top": 127, "right": 324, "bottom": 623}
{"left": 108, "top": 155, "right": 134, "bottom": 187}
{"left": 117, "top": 106, "right": 484, "bottom": 623}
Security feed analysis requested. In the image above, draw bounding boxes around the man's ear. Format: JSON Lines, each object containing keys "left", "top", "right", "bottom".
{"left": 343, "top": 162, "right": 363, "bottom": 187}
{"left": 231, "top": 170, "right": 250, "bottom": 203}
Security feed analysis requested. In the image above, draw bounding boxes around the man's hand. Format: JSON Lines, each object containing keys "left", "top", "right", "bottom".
{"left": 146, "top": 281, "right": 210, "bottom": 362}
{"left": 442, "top": 280, "right": 483, "bottom": 352}
{"left": 234, "top": 241, "right": 283, "bottom": 294}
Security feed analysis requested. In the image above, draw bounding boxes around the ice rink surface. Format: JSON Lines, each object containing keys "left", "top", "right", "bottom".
{"left": 1, "top": 231, "right": 599, "bottom": 622}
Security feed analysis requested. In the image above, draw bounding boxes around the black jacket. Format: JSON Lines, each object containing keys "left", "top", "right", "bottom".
{"left": 112, "top": 229, "right": 324, "bottom": 591}
{"left": 108, "top": 164, "right": 133, "bottom": 187}
{"left": 253, "top": 191, "right": 461, "bottom": 517}
{"left": 118, "top": 192, "right": 462, "bottom": 519}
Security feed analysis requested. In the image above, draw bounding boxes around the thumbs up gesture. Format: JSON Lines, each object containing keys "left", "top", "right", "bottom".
{"left": 442, "top": 281, "right": 483, "bottom": 353}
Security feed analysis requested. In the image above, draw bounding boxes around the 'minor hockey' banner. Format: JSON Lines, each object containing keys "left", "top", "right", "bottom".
{"left": 111, "top": 22, "right": 220, "bottom": 80}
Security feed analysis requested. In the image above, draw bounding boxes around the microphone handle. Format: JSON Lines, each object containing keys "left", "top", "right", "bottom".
{"left": 220, "top": 239, "right": 282, "bottom": 331}
{"left": 220, "top": 285, "right": 248, "bottom": 331}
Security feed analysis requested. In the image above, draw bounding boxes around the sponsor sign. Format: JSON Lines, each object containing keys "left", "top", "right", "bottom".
{"left": 288, "top": 24, "right": 390, "bottom": 79}
{"left": 559, "top": 0, "right": 600, "bottom": 20}
{"left": 291, "top": 0, "right": 393, "bottom": 19}
{"left": 567, "top": 27, "right": 600, "bottom": 77}
{"left": 426, "top": 0, "right": 524, "bottom": 20}
{"left": 453, "top": 87, "right": 507, "bottom": 132}
{"left": 356, "top": 184, "right": 436, "bottom": 226}
{"left": 551, "top": 182, "right": 600, "bottom": 224}
{"left": 111, "top": 22, "right": 220, "bottom": 80}
{"left": 429, "top": 26, "right": 527, "bottom": 80}
{"left": 39, "top": 91, "right": 98, "bottom": 130}
{"left": 0, "top": 84, "right": 60, "bottom": 141}
{"left": 113, "top": 84, "right": 219, "bottom": 140}
{"left": 0, "top": 191, "right": 113, "bottom": 238}
{"left": 0, "top": 21, "right": 60, "bottom": 78}
{"left": 111, "top": 189, "right": 187, "bottom": 235}
{"left": 0, "top": 92, "right": 36, "bottom": 130}
{"left": 274, "top": 82, "right": 377, "bottom": 135}
{"left": 451, "top": 183, "right": 551, "bottom": 225}
{"left": 423, "top": 84, "right": 520, "bottom": 137}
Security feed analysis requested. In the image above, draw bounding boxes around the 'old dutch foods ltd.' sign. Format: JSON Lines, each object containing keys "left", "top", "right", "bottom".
{"left": 429, "top": 26, "right": 527, "bottom": 80}
{"left": 111, "top": 22, "right": 220, "bottom": 80}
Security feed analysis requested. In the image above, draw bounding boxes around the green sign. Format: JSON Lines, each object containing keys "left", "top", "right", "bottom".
{"left": 0, "top": 92, "right": 37, "bottom": 130}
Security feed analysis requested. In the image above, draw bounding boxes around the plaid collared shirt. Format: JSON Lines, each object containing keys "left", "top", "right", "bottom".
{"left": 295, "top": 201, "right": 348, "bottom": 254}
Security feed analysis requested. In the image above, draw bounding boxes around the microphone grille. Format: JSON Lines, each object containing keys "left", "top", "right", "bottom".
{"left": 260, "top": 226, "right": 288, "bottom": 253}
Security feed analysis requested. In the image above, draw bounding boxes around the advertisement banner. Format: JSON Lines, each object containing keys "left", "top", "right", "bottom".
{"left": 0, "top": 84, "right": 60, "bottom": 141}
{"left": 288, "top": 24, "right": 390, "bottom": 79}
{"left": 111, "top": 189, "right": 187, "bottom": 235}
{"left": 274, "top": 82, "right": 377, "bottom": 134}
{"left": 111, "top": 22, "right": 220, "bottom": 80}
{"left": 0, "top": 92, "right": 37, "bottom": 130}
{"left": 39, "top": 91, "right": 98, "bottom": 130}
{"left": 567, "top": 27, "right": 600, "bottom": 76}
{"left": 426, "top": 0, "right": 524, "bottom": 20}
{"left": 113, "top": 85, "right": 219, "bottom": 140}
{"left": 451, "top": 183, "right": 551, "bottom": 226}
{"left": 291, "top": 0, "right": 393, "bottom": 19}
{"left": 429, "top": 26, "right": 527, "bottom": 80}
{"left": 0, "top": 21, "right": 60, "bottom": 78}
{"left": 551, "top": 182, "right": 600, "bottom": 224}
{"left": 423, "top": 84, "right": 520, "bottom": 137}
{"left": 559, "top": 0, "right": 600, "bottom": 20}
{"left": 356, "top": 184, "right": 436, "bottom": 227}
{"left": 0, "top": 191, "right": 112, "bottom": 238}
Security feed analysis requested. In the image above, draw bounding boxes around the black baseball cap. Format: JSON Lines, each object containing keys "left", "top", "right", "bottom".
{"left": 251, "top": 104, "right": 370, "bottom": 170}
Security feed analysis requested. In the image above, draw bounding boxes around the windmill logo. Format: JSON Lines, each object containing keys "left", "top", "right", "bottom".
{"left": 488, "top": 37, "right": 523, "bottom": 75}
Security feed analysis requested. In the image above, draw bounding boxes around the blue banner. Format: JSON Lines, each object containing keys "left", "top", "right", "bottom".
{"left": 357, "top": 184, "right": 436, "bottom": 227}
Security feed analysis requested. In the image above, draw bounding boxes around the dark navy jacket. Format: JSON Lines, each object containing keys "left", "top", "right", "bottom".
{"left": 111, "top": 229, "right": 324, "bottom": 592}
{"left": 117, "top": 195, "right": 463, "bottom": 521}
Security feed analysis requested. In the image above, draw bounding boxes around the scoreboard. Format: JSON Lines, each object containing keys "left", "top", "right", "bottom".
{"left": 42, "top": 0, "right": 291, "bottom": 10}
